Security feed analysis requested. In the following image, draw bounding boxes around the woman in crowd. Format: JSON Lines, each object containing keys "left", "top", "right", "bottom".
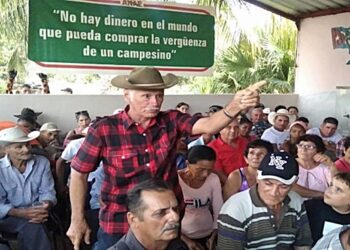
{"left": 223, "top": 139, "right": 273, "bottom": 201}
{"left": 293, "top": 134, "right": 335, "bottom": 198}
{"left": 280, "top": 121, "right": 307, "bottom": 158}
{"left": 176, "top": 102, "right": 190, "bottom": 114}
{"left": 64, "top": 110, "right": 91, "bottom": 146}
{"left": 238, "top": 116, "right": 256, "bottom": 143}
{"left": 178, "top": 145, "right": 223, "bottom": 250}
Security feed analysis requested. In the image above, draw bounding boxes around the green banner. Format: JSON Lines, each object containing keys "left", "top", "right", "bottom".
{"left": 28, "top": 0, "right": 215, "bottom": 74}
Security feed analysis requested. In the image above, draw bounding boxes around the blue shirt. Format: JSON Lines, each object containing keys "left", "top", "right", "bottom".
{"left": 89, "top": 164, "right": 104, "bottom": 210}
{"left": 0, "top": 154, "right": 57, "bottom": 219}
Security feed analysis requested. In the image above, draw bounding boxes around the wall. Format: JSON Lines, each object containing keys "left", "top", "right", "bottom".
{"left": 0, "top": 94, "right": 297, "bottom": 134}
{"left": 296, "top": 12, "right": 350, "bottom": 94}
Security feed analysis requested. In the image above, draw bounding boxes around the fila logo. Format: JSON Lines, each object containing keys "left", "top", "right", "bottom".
{"left": 268, "top": 155, "right": 287, "bottom": 170}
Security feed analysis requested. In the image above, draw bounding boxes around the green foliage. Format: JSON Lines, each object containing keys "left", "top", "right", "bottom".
{"left": 188, "top": 75, "right": 230, "bottom": 94}
{"left": 0, "top": 83, "right": 6, "bottom": 94}
{"left": 190, "top": 14, "right": 297, "bottom": 94}
{"left": 84, "top": 74, "right": 101, "bottom": 84}
{"left": 0, "top": 0, "right": 28, "bottom": 82}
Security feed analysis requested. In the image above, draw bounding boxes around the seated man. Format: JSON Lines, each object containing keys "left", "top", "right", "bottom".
{"left": 250, "top": 105, "right": 271, "bottom": 138}
{"left": 307, "top": 117, "right": 342, "bottom": 160}
{"left": 0, "top": 127, "right": 57, "bottom": 250}
{"left": 14, "top": 108, "right": 42, "bottom": 132}
{"left": 108, "top": 179, "right": 188, "bottom": 250}
{"left": 217, "top": 152, "right": 312, "bottom": 249}
{"left": 261, "top": 109, "right": 296, "bottom": 151}
{"left": 305, "top": 172, "right": 350, "bottom": 244}
{"left": 33, "top": 122, "right": 61, "bottom": 161}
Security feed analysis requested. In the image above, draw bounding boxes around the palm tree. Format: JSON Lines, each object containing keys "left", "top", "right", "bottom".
{"left": 0, "top": 0, "right": 27, "bottom": 82}
{"left": 190, "top": 10, "right": 297, "bottom": 94}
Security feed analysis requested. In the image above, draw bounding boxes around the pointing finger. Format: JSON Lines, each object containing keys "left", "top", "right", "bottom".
{"left": 248, "top": 80, "right": 266, "bottom": 92}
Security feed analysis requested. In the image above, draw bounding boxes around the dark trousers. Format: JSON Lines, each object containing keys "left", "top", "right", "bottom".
{"left": 93, "top": 228, "right": 123, "bottom": 250}
{"left": 0, "top": 216, "right": 52, "bottom": 250}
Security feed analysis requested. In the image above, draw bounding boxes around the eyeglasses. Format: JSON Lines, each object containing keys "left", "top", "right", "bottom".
{"left": 297, "top": 144, "right": 316, "bottom": 150}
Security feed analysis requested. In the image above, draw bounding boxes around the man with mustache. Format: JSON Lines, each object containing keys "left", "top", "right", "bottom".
{"left": 67, "top": 67, "right": 264, "bottom": 249}
{"left": 108, "top": 179, "right": 187, "bottom": 250}
{"left": 218, "top": 152, "right": 313, "bottom": 249}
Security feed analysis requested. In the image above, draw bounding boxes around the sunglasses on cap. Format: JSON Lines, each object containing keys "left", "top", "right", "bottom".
{"left": 75, "top": 110, "right": 89, "bottom": 115}
{"left": 75, "top": 110, "right": 90, "bottom": 119}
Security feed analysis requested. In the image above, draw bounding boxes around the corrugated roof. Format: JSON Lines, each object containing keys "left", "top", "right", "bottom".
{"left": 242, "top": 0, "right": 350, "bottom": 21}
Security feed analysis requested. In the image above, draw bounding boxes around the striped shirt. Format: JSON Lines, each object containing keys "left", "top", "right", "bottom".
{"left": 217, "top": 185, "right": 312, "bottom": 249}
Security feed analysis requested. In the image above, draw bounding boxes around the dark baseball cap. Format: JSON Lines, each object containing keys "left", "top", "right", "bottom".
{"left": 257, "top": 152, "right": 299, "bottom": 185}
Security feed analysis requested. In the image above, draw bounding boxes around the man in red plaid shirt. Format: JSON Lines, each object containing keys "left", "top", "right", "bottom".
{"left": 66, "top": 67, "right": 264, "bottom": 250}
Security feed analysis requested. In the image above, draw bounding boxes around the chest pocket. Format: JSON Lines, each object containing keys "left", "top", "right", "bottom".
{"left": 108, "top": 151, "right": 140, "bottom": 177}
{"left": 1, "top": 181, "right": 18, "bottom": 204}
{"left": 2, "top": 181, "right": 17, "bottom": 194}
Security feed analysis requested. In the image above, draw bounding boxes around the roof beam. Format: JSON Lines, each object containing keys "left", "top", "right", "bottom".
{"left": 297, "top": 6, "right": 350, "bottom": 19}
{"left": 242, "top": 0, "right": 298, "bottom": 21}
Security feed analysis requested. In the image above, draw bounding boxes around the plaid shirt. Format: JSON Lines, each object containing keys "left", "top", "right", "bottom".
{"left": 251, "top": 120, "right": 271, "bottom": 138}
{"left": 71, "top": 107, "right": 199, "bottom": 234}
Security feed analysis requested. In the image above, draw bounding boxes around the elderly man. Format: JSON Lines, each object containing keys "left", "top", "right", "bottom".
{"left": 261, "top": 108, "right": 296, "bottom": 151}
{"left": 250, "top": 105, "right": 271, "bottom": 138}
{"left": 67, "top": 67, "right": 264, "bottom": 249}
{"left": 33, "top": 122, "right": 61, "bottom": 160}
{"left": 14, "top": 107, "right": 42, "bottom": 131}
{"left": 108, "top": 178, "right": 187, "bottom": 250}
{"left": 217, "top": 152, "right": 313, "bottom": 249}
{"left": 37, "top": 122, "right": 60, "bottom": 148}
{"left": 0, "top": 127, "right": 57, "bottom": 250}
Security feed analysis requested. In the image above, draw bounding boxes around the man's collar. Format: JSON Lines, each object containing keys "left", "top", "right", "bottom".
{"left": 125, "top": 230, "right": 146, "bottom": 249}
{"left": 122, "top": 105, "right": 161, "bottom": 130}
{"left": 1, "top": 155, "right": 34, "bottom": 169}
{"left": 249, "top": 184, "right": 291, "bottom": 208}
{"left": 121, "top": 105, "right": 134, "bottom": 129}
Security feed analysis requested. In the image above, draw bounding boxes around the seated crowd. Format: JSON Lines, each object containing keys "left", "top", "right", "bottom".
{"left": 0, "top": 71, "right": 350, "bottom": 250}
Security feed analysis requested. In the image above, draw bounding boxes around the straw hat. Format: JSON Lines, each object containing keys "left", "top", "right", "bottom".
{"left": 0, "top": 126, "right": 39, "bottom": 146}
{"left": 267, "top": 109, "right": 296, "bottom": 126}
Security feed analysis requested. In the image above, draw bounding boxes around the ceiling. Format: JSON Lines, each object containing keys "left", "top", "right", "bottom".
{"left": 242, "top": 0, "right": 350, "bottom": 22}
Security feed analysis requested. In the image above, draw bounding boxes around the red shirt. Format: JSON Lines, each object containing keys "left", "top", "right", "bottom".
{"left": 208, "top": 136, "right": 247, "bottom": 175}
{"left": 71, "top": 107, "right": 199, "bottom": 234}
{"left": 335, "top": 157, "right": 350, "bottom": 172}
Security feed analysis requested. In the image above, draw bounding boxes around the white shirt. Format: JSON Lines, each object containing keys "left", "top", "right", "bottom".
{"left": 261, "top": 127, "right": 289, "bottom": 147}
{"left": 61, "top": 138, "right": 85, "bottom": 161}
{"left": 61, "top": 137, "right": 98, "bottom": 182}
{"left": 306, "top": 127, "right": 342, "bottom": 144}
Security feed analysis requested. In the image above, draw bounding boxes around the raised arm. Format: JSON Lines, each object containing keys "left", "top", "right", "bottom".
{"left": 192, "top": 81, "right": 265, "bottom": 135}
